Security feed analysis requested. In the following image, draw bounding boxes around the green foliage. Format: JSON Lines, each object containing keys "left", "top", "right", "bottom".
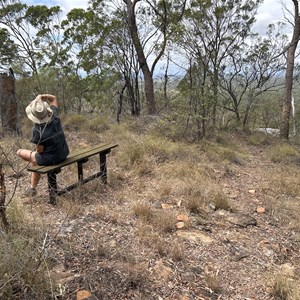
{"left": 0, "top": 28, "right": 17, "bottom": 68}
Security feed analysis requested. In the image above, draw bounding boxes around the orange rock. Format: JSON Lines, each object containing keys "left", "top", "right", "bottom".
{"left": 161, "top": 203, "right": 173, "bottom": 209}
{"left": 77, "top": 290, "right": 92, "bottom": 300}
{"left": 257, "top": 206, "right": 266, "bottom": 214}
{"left": 176, "top": 214, "right": 189, "bottom": 222}
{"left": 176, "top": 222, "right": 185, "bottom": 229}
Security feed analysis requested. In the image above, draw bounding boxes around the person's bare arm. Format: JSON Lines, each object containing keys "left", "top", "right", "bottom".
{"left": 42, "top": 94, "right": 58, "bottom": 107}
{"left": 35, "top": 94, "right": 58, "bottom": 107}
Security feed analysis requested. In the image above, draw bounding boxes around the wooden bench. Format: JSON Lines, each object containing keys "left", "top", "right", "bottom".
{"left": 27, "top": 143, "right": 118, "bottom": 205}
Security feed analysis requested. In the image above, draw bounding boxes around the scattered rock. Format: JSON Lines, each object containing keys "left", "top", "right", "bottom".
{"left": 226, "top": 213, "right": 257, "bottom": 227}
{"left": 153, "top": 260, "right": 172, "bottom": 278}
{"left": 181, "top": 272, "right": 195, "bottom": 282}
{"left": 248, "top": 189, "right": 256, "bottom": 194}
{"left": 177, "top": 231, "right": 214, "bottom": 243}
{"left": 176, "top": 214, "right": 189, "bottom": 222}
{"left": 161, "top": 203, "right": 173, "bottom": 209}
{"left": 216, "top": 209, "right": 231, "bottom": 216}
{"left": 208, "top": 203, "right": 216, "bottom": 211}
{"left": 76, "top": 290, "right": 93, "bottom": 300}
{"left": 256, "top": 206, "right": 266, "bottom": 214}
{"left": 176, "top": 222, "right": 185, "bottom": 229}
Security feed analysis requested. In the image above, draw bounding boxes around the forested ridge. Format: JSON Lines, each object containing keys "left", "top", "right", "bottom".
{"left": 0, "top": 0, "right": 299, "bottom": 137}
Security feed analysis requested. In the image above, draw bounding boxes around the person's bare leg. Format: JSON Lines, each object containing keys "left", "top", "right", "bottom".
{"left": 16, "top": 149, "right": 41, "bottom": 188}
{"left": 30, "top": 162, "right": 41, "bottom": 189}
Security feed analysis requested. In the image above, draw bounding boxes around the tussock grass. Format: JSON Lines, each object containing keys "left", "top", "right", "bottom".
{"left": 136, "top": 225, "right": 184, "bottom": 260}
{"left": 185, "top": 194, "right": 206, "bottom": 214}
{"left": 158, "top": 182, "right": 172, "bottom": 199}
{"left": 201, "top": 139, "right": 247, "bottom": 166}
{"left": 210, "top": 190, "right": 232, "bottom": 211}
{"left": 151, "top": 210, "right": 177, "bottom": 233}
{"left": 118, "top": 142, "right": 145, "bottom": 167}
{"left": 133, "top": 206, "right": 176, "bottom": 233}
{"left": 204, "top": 265, "right": 222, "bottom": 293}
{"left": 262, "top": 165, "right": 300, "bottom": 230}
{"left": 132, "top": 202, "right": 153, "bottom": 221}
{"left": 183, "top": 183, "right": 207, "bottom": 213}
{"left": 142, "top": 135, "right": 193, "bottom": 163}
{"left": 247, "top": 132, "right": 274, "bottom": 145}
{"left": 0, "top": 203, "right": 54, "bottom": 299}
{"left": 63, "top": 114, "right": 86, "bottom": 131}
{"left": 153, "top": 238, "right": 184, "bottom": 260}
{"left": 268, "top": 274, "right": 300, "bottom": 300}
{"left": 269, "top": 143, "right": 300, "bottom": 163}
{"left": 83, "top": 116, "right": 111, "bottom": 133}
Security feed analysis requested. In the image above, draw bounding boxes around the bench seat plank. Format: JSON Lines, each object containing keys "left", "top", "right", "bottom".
{"left": 28, "top": 143, "right": 118, "bottom": 174}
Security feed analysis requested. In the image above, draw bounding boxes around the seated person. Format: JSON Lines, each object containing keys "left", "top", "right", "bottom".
{"left": 16, "top": 94, "right": 69, "bottom": 196}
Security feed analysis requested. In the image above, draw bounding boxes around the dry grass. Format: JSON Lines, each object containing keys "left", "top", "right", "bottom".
{"left": 151, "top": 210, "right": 177, "bottom": 233}
{"left": 269, "top": 143, "right": 300, "bottom": 163}
{"left": 62, "top": 114, "right": 86, "bottom": 131}
{"left": 132, "top": 202, "right": 153, "bottom": 221}
{"left": 4, "top": 116, "right": 300, "bottom": 299}
{"left": 262, "top": 164, "right": 300, "bottom": 230}
{"left": 268, "top": 273, "right": 300, "bottom": 300}
{"left": 210, "top": 190, "right": 232, "bottom": 211}
{"left": 0, "top": 202, "right": 54, "bottom": 299}
{"left": 247, "top": 131, "right": 274, "bottom": 145}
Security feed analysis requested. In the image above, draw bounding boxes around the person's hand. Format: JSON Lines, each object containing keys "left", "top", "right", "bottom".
{"left": 41, "top": 94, "right": 56, "bottom": 102}
{"left": 34, "top": 95, "right": 42, "bottom": 102}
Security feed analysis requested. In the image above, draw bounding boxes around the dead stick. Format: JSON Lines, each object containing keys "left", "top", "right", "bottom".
{"left": 0, "top": 163, "right": 9, "bottom": 229}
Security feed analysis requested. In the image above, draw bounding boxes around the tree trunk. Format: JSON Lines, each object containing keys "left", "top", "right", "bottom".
{"left": 280, "top": 0, "right": 300, "bottom": 140}
{"left": 125, "top": 0, "right": 156, "bottom": 115}
{"left": 0, "top": 72, "right": 20, "bottom": 136}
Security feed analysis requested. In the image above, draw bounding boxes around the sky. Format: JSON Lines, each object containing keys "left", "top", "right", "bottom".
{"left": 24, "top": 0, "right": 295, "bottom": 37}
{"left": 26, "top": 0, "right": 293, "bottom": 32}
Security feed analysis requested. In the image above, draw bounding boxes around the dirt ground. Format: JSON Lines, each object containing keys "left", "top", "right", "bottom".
{"left": 10, "top": 133, "right": 300, "bottom": 300}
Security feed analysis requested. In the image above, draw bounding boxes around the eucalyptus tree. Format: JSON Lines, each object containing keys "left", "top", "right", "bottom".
{"left": 220, "top": 25, "right": 287, "bottom": 128}
{"left": 121, "top": 0, "right": 187, "bottom": 115}
{"left": 0, "top": 0, "right": 38, "bottom": 74}
{"left": 280, "top": 0, "right": 300, "bottom": 140}
{"left": 180, "top": 0, "right": 262, "bottom": 134}
{"left": 0, "top": 1, "right": 61, "bottom": 75}
{"left": 0, "top": 28, "right": 17, "bottom": 71}
{"left": 61, "top": 8, "right": 99, "bottom": 112}
{"left": 86, "top": 2, "right": 141, "bottom": 117}
{"left": 24, "top": 5, "right": 63, "bottom": 69}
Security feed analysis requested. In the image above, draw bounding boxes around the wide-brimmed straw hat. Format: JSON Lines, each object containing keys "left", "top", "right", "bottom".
{"left": 26, "top": 100, "right": 53, "bottom": 124}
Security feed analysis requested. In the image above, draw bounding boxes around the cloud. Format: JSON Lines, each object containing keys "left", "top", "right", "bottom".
{"left": 24, "top": 0, "right": 89, "bottom": 14}
{"left": 253, "top": 0, "right": 293, "bottom": 34}
{"left": 55, "top": 0, "right": 88, "bottom": 13}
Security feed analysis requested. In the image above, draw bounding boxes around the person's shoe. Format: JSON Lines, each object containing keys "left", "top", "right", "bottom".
{"left": 23, "top": 187, "right": 37, "bottom": 197}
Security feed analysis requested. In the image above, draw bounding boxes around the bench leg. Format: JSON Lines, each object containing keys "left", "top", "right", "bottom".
{"left": 100, "top": 153, "right": 107, "bottom": 183}
{"left": 47, "top": 171, "right": 58, "bottom": 205}
{"left": 77, "top": 158, "right": 88, "bottom": 182}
